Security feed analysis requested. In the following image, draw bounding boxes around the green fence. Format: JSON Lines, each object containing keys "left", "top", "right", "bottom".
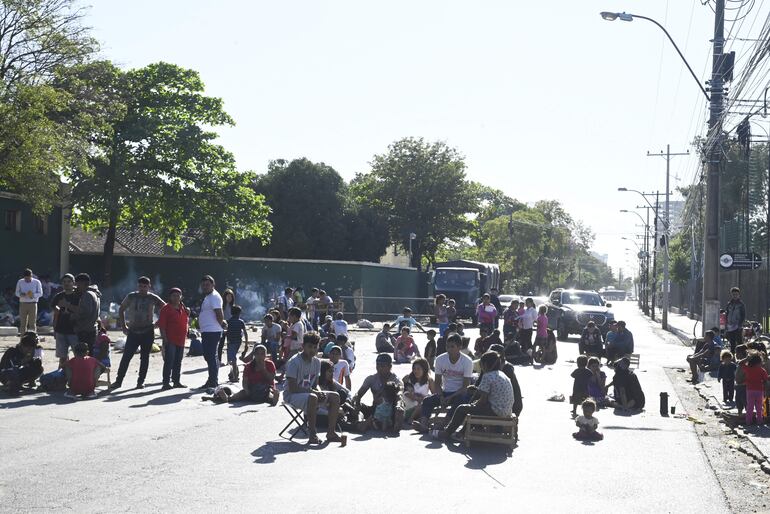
{"left": 69, "top": 253, "right": 422, "bottom": 322}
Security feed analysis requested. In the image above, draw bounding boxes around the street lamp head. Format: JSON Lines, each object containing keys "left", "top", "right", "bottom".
{"left": 618, "top": 187, "right": 628, "bottom": 191}
{"left": 600, "top": 11, "right": 633, "bottom": 22}
{"left": 620, "top": 209, "right": 629, "bottom": 213}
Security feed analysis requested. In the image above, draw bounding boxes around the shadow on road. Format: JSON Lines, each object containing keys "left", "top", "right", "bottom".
{"left": 102, "top": 385, "right": 167, "bottom": 402}
{"left": 128, "top": 390, "right": 197, "bottom": 408}
{"left": 182, "top": 366, "right": 208, "bottom": 375}
{"left": 602, "top": 425, "right": 661, "bottom": 431}
{"left": 252, "top": 439, "right": 310, "bottom": 463}
{"left": 0, "top": 391, "right": 73, "bottom": 408}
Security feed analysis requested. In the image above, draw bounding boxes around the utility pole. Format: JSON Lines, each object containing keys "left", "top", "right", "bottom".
{"left": 645, "top": 206, "right": 651, "bottom": 315}
{"left": 651, "top": 192, "right": 660, "bottom": 321}
{"left": 647, "top": 145, "right": 689, "bottom": 330}
{"left": 703, "top": 0, "right": 725, "bottom": 335}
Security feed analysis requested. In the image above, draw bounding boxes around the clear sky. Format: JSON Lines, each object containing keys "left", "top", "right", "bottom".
{"left": 81, "top": 0, "right": 764, "bottom": 279}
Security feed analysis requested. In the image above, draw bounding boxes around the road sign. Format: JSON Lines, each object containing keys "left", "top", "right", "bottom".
{"left": 719, "top": 252, "right": 762, "bottom": 270}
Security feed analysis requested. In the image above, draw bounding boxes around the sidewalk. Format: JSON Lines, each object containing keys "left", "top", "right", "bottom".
{"left": 649, "top": 307, "right": 770, "bottom": 473}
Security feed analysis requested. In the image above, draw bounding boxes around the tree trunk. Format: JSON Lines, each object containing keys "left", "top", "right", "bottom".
{"left": 102, "top": 209, "right": 119, "bottom": 297}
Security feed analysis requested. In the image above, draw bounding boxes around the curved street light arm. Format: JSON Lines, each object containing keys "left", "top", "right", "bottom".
{"left": 628, "top": 14, "right": 710, "bottom": 101}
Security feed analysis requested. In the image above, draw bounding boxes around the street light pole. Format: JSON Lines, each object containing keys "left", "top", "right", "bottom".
{"left": 647, "top": 144, "right": 689, "bottom": 330}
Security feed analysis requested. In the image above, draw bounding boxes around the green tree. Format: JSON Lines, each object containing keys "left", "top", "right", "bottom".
{"left": 0, "top": 0, "right": 97, "bottom": 213}
{"left": 69, "top": 61, "right": 271, "bottom": 289}
{"left": 351, "top": 137, "right": 477, "bottom": 268}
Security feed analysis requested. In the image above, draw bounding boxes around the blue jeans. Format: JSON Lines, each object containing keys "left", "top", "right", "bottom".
{"left": 202, "top": 331, "right": 221, "bottom": 386}
{"left": 439, "top": 323, "right": 449, "bottom": 337}
{"left": 116, "top": 331, "right": 154, "bottom": 385}
{"left": 162, "top": 344, "right": 185, "bottom": 385}
{"left": 420, "top": 389, "right": 469, "bottom": 419}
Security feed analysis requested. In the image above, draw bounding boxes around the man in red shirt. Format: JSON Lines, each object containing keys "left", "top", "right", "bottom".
{"left": 228, "top": 344, "right": 279, "bottom": 405}
{"left": 157, "top": 288, "right": 190, "bottom": 390}
{"left": 65, "top": 342, "right": 105, "bottom": 398}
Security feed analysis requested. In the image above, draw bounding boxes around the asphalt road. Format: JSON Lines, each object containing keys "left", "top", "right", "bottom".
{"left": 0, "top": 304, "right": 735, "bottom": 513}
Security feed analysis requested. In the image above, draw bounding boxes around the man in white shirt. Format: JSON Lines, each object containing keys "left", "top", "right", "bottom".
{"left": 414, "top": 332, "right": 473, "bottom": 431}
{"left": 198, "top": 275, "right": 227, "bottom": 388}
{"left": 15, "top": 268, "right": 42, "bottom": 334}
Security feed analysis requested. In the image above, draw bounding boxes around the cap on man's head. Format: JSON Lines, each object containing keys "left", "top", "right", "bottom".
{"left": 587, "top": 321, "right": 595, "bottom": 327}
{"left": 325, "top": 315, "right": 333, "bottom": 321}
{"left": 376, "top": 353, "right": 393, "bottom": 365}
{"left": 489, "top": 343, "right": 505, "bottom": 354}
{"left": 169, "top": 287, "right": 182, "bottom": 295}
{"left": 75, "top": 273, "right": 91, "bottom": 283}
{"left": 23, "top": 268, "right": 32, "bottom": 277}
{"left": 403, "top": 307, "right": 412, "bottom": 313}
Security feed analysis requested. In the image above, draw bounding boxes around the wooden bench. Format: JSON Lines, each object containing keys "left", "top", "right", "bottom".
{"left": 463, "top": 414, "right": 518, "bottom": 449}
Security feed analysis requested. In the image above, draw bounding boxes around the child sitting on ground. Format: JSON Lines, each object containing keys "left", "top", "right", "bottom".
{"left": 587, "top": 356, "right": 614, "bottom": 408}
{"left": 329, "top": 345, "right": 351, "bottom": 389}
{"left": 573, "top": 398, "right": 603, "bottom": 441}
{"left": 424, "top": 329, "right": 437, "bottom": 370}
{"left": 474, "top": 327, "right": 490, "bottom": 358}
{"left": 331, "top": 312, "right": 349, "bottom": 339}
{"left": 717, "top": 350, "right": 737, "bottom": 404}
{"left": 373, "top": 381, "right": 400, "bottom": 431}
{"left": 571, "top": 355, "right": 592, "bottom": 416}
{"left": 336, "top": 334, "right": 356, "bottom": 371}
{"left": 65, "top": 342, "right": 106, "bottom": 399}
{"left": 226, "top": 305, "right": 248, "bottom": 383}
{"left": 394, "top": 327, "right": 420, "bottom": 364}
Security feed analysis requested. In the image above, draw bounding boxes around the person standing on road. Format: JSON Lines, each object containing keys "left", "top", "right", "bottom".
{"left": 476, "top": 294, "right": 498, "bottom": 333}
{"left": 216, "top": 288, "right": 236, "bottom": 366}
{"left": 15, "top": 269, "right": 43, "bottom": 334}
{"left": 198, "top": 275, "right": 227, "bottom": 389}
{"left": 434, "top": 294, "right": 449, "bottom": 337}
{"left": 157, "top": 287, "right": 190, "bottom": 390}
{"left": 725, "top": 287, "right": 746, "bottom": 353}
{"left": 489, "top": 288, "right": 503, "bottom": 329}
{"left": 518, "top": 298, "right": 537, "bottom": 353}
{"left": 277, "top": 287, "right": 294, "bottom": 320}
{"left": 112, "top": 277, "right": 165, "bottom": 390}
{"left": 51, "top": 274, "right": 80, "bottom": 368}
{"left": 73, "top": 273, "right": 101, "bottom": 356}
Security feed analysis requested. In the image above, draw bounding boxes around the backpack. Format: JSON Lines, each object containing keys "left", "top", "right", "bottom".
{"left": 188, "top": 336, "right": 203, "bottom": 356}
{"left": 39, "top": 369, "right": 67, "bottom": 392}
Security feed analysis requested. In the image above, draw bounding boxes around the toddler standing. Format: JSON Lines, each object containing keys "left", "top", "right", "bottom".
{"left": 717, "top": 350, "right": 737, "bottom": 404}
{"left": 741, "top": 352, "right": 768, "bottom": 425}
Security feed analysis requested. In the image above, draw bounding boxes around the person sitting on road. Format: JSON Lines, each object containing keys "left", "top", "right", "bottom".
{"left": 579, "top": 321, "right": 605, "bottom": 357}
{"left": 487, "top": 344, "right": 523, "bottom": 417}
{"left": 606, "top": 321, "right": 633, "bottom": 362}
{"left": 376, "top": 323, "right": 397, "bottom": 353}
{"left": 0, "top": 332, "right": 44, "bottom": 395}
{"left": 686, "top": 330, "right": 719, "bottom": 384}
{"left": 65, "top": 342, "right": 105, "bottom": 399}
{"left": 230, "top": 344, "right": 279, "bottom": 405}
{"left": 331, "top": 312, "right": 349, "bottom": 339}
{"left": 391, "top": 307, "right": 425, "bottom": 333}
{"left": 587, "top": 356, "right": 613, "bottom": 409}
{"left": 352, "top": 353, "right": 405, "bottom": 434}
{"left": 336, "top": 334, "right": 356, "bottom": 371}
{"left": 329, "top": 345, "right": 351, "bottom": 389}
{"left": 573, "top": 398, "right": 603, "bottom": 441}
{"left": 394, "top": 326, "right": 420, "bottom": 364}
{"left": 607, "top": 357, "right": 645, "bottom": 411}
{"left": 282, "top": 332, "right": 343, "bottom": 445}
{"left": 474, "top": 327, "right": 490, "bottom": 357}
{"left": 414, "top": 333, "right": 473, "bottom": 432}
{"left": 434, "top": 351, "right": 513, "bottom": 442}
{"left": 403, "top": 358, "right": 436, "bottom": 424}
